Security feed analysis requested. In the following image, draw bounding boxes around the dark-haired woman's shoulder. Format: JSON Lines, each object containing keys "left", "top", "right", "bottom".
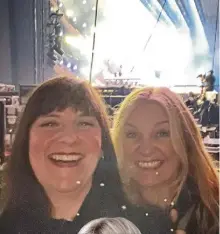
{"left": 0, "top": 209, "right": 45, "bottom": 233}
{"left": 0, "top": 209, "right": 27, "bottom": 233}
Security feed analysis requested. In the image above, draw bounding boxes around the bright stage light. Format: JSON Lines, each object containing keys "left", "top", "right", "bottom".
{"left": 65, "top": 36, "right": 81, "bottom": 47}
{"left": 61, "top": 0, "right": 211, "bottom": 86}
{"left": 80, "top": 66, "right": 90, "bottom": 77}
{"left": 90, "top": 26, "right": 96, "bottom": 34}
{"left": 92, "top": 0, "right": 164, "bottom": 73}
{"left": 65, "top": 35, "right": 92, "bottom": 56}
{"left": 146, "top": 27, "right": 192, "bottom": 72}
{"left": 82, "top": 23, "right": 87, "bottom": 28}
{"left": 66, "top": 10, "right": 74, "bottom": 18}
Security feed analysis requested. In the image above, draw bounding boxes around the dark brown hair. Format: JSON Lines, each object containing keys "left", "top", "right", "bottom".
{"left": 2, "top": 76, "right": 115, "bottom": 216}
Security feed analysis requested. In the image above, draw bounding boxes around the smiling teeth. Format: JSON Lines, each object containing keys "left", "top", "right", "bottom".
{"left": 138, "top": 160, "right": 162, "bottom": 169}
{"left": 50, "top": 154, "right": 82, "bottom": 162}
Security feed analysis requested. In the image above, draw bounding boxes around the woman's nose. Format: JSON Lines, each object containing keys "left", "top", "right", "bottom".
{"left": 138, "top": 137, "right": 152, "bottom": 155}
{"left": 57, "top": 126, "right": 79, "bottom": 144}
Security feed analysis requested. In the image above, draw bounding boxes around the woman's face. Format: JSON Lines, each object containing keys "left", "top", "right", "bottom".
{"left": 122, "top": 101, "right": 180, "bottom": 187}
{"left": 29, "top": 107, "right": 102, "bottom": 193}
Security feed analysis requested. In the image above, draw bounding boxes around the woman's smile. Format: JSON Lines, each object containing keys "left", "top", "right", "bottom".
{"left": 48, "top": 152, "right": 84, "bottom": 168}
{"left": 135, "top": 159, "right": 164, "bottom": 170}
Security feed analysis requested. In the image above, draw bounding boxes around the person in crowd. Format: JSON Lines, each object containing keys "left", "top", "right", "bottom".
{"left": 208, "top": 97, "right": 219, "bottom": 126}
{"left": 194, "top": 96, "right": 210, "bottom": 126}
{"left": 197, "top": 74, "right": 206, "bottom": 95}
{"left": 0, "top": 76, "right": 129, "bottom": 233}
{"left": 78, "top": 217, "right": 141, "bottom": 234}
{"left": 184, "top": 92, "right": 198, "bottom": 109}
{"left": 204, "top": 70, "right": 215, "bottom": 92}
{"left": 112, "top": 87, "right": 219, "bottom": 234}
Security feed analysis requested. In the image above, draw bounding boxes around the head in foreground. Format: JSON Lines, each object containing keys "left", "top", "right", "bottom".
{"left": 78, "top": 217, "right": 141, "bottom": 234}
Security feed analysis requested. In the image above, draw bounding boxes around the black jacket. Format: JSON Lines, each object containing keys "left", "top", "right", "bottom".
{"left": 0, "top": 151, "right": 172, "bottom": 234}
{"left": 0, "top": 158, "right": 217, "bottom": 233}
{"left": 0, "top": 155, "right": 124, "bottom": 233}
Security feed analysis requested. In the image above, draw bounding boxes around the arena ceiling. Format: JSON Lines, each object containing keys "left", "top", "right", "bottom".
{"left": 51, "top": 0, "right": 219, "bottom": 87}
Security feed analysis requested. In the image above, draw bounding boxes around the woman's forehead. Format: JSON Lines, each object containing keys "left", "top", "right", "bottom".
{"left": 37, "top": 100, "right": 97, "bottom": 116}
{"left": 128, "top": 100, "right": 168, "bottom": 118}
{"left": 40, "top": 106, "right": 97, "bottom": 118}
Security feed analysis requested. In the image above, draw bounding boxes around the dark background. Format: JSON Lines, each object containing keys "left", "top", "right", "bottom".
{"left": 0, "top": 0, "right": 53, "bottom": 86}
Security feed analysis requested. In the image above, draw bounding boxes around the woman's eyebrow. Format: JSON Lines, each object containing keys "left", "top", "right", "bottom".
{"left": 41, "top": 113, "right": 61, "bottom": 118}
{"left": 124, "top": 123, "right": 137, "bottom": 128}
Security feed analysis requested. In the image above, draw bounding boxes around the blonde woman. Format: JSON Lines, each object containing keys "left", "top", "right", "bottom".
{"left": 78, "top": 217, "right": 141, "bottom": 234}
{"left": 112, "top": 87, "right": 219, "bottom": 234}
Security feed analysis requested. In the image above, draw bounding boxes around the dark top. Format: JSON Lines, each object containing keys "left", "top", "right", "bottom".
{"left": 173, "top": 178, "right": 219, "bottom": 234}
{"left": 0, "top": 153, "right": 217, "bottom": 234}
{"left": 0, "top": 151, "right": 172, "bottom": 234}
{"left": 0, "top": 156, "right": 124, "bottom": 233}
{"left": 205, "top": 74, "right": 215, "bottom": 91}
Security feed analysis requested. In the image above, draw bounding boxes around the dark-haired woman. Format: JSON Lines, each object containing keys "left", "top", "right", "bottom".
{"left": 0, "top": 77, "right": 128, "bottom": 233}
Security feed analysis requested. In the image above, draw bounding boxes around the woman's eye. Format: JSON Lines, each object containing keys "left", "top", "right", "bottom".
{"left": 156, "top": 130, "right": 170, "bottom": 138}
{"left": 125, "top": 132, "right": 137, "bottom": 139}
{"left": 39, "top": 121, "right": 59, "bottom": 128}
{"left": 78, "top": 121, "right": 94, "bottom": 127}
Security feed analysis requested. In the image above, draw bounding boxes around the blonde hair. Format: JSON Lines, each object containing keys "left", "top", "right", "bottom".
{"left": 112, "top": 87, "right": 219, "bottom": 234}
{"left": 77, "top": 217, "right": 141, "bottom": 234}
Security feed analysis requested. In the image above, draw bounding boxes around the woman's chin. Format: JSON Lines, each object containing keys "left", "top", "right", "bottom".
{"left": 51, "top": 181, "right": 84, "bottom": 193}
{"left": 134, "top": 174, "right": 163, "bottom": 188}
